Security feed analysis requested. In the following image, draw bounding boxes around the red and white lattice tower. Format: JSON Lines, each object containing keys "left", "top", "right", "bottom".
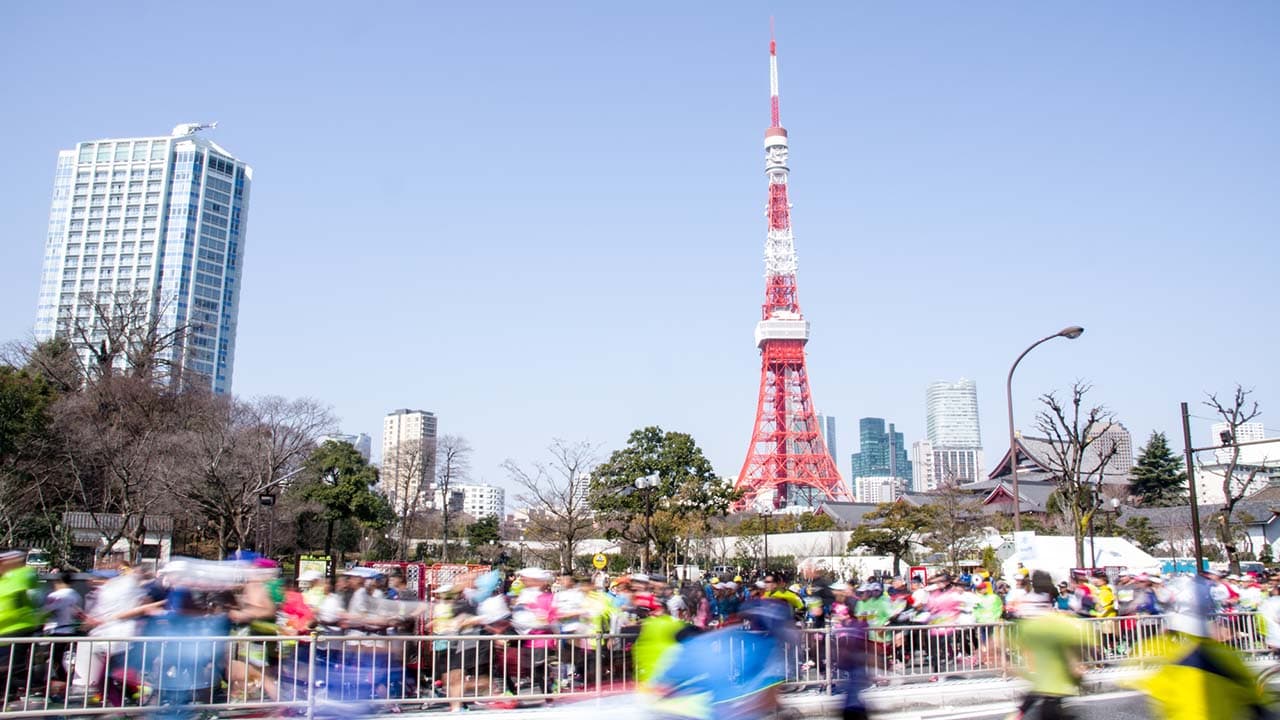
{"left": 734, "top": 32, "right": 851, "bottom": 511}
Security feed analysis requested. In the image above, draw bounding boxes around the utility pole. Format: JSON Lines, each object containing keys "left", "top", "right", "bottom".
{"left": 1181, "top": 402, "right": 1205, "bottom": 572}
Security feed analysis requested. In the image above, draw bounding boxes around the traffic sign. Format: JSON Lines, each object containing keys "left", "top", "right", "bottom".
{"left": 592, "top": 553, "right": 608, "bottom": 570}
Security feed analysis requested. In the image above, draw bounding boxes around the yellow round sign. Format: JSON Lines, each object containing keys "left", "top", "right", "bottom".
{"left": 592, "top": 553, "right": 608, "bottom": 570}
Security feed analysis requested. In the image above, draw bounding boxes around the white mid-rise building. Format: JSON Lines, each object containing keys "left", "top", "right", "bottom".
{"left": 34, "top": 124, "right": 252, "bottom": 394}
{"left": 853, "top": 476, "right": 899, "bottom": 504}
{"left": 933, "top": 447, "right": 985, "bottom": 486}
{"left": 911, "top": 440, "right": 983, "bottom": 491}
{"left": 1211, "top": 421, "right": 1270, "bottom": 465}
{"left": 382, "top": 409, "right": 438, "bottom": 513}
{"left": 911, "top": 441, "right": 935, "bottom": 493}
{"left": 319, "top": 432, "right": 372, "bottom": 462}
{"left": 438, "top": 483, "right": 505, "bottom": 519}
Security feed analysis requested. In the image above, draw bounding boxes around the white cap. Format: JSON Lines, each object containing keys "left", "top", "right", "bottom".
{"left": 518, "top": 567, "right": 553, "bottom": 582}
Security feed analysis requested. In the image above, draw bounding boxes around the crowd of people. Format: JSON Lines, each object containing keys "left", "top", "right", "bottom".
{"left": 2, "top": 549, "right": 1280, "bottom": 719}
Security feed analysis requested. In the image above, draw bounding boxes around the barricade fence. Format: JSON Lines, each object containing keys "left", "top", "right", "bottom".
{"left": 0, "top": 614, "right": 1267, "bottom": 716}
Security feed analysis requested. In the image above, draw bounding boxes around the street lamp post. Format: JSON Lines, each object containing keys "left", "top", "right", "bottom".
{"left": 258, "top": 491, "right": 277, "bottom": 557}
{"left": 1006, "top": 326, "right": 1084, "bottom": 532}
{"left": 761, "top": 509, "right": 773, "bottom": 574}
{"left": 1088, "top": 492, "right": 1120, "bottom": 569}
{"left": 635, "top": 474, "right": 659, "bottom": 574}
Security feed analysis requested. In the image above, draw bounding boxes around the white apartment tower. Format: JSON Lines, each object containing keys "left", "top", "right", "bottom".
{"left": 382, "top": 409, "right": 438, "bottom": 513}
{"left": 34, "top": 124, "right": 251, "bottom": 394}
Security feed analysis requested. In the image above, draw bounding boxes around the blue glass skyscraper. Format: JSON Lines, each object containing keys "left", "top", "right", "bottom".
{"left": 850, "top": 417, "right": 912, "bottom": 483}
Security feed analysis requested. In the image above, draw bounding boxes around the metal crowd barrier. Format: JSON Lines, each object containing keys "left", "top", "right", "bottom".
{"left": 0, "top": 614, "right": 1266, "bottom": 716}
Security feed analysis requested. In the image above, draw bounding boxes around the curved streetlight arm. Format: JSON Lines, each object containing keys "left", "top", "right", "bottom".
{"left": 1006, "top": 327, "right": 1084, "bottom": 533}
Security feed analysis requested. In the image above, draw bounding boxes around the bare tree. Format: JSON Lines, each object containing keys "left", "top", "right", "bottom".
{"left": 1034, "top": 381, "right": 1122, "bottom": 567}
{"left": 925, "top": 475, "right": 984, "bottom": 572}
{"left": 172, "top": 395, "right": 335, "bottom": 553}
{"left": 52, "top": 375, "right": 194, "bottom": 562}
{"left": 435, "top": 435, "right": 471, "bottom": 562}
{"left": 56, "top": 290, "right": 193, "bottom": 386}
{"left": 502, "top": 439, "right": 597, "bottom": 573}
{"left": 1204, "top": 385, "right": 1268, "bottom": 573}
{"left": 383, "top": 437, "right": 432, "bottom": 559}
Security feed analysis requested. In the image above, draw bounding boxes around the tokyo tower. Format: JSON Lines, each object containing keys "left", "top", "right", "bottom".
{"left": 735, "top": 32, "right": 851, "bottom": 510}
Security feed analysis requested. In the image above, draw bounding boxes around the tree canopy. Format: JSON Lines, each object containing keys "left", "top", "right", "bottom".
{"left": 588, "top": 426, "right": 738, "bottom": 566}
{"left": 294, "top": 440, "right": 393, "bottom": 564}
{"left": 1130, "top": 431, "right": 1186, "bottom": 507}
{"left": 845, "top": 501, "right": 934, "bottom": 575}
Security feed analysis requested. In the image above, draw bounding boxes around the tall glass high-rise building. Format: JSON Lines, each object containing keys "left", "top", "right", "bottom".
{"left": 34, "top": 124, "right": 252, "bottom": 394}
{"left": 816, "top": 413, "right": 838, "bottom": 464}
{"left": 850, "top": 417, "right": 912, "bottom": 486}
{"left": 923, "top": 379, "right": 984, "bottom": 486}
{"left": 926, "top": 379, "right": 981, "bottom": 447}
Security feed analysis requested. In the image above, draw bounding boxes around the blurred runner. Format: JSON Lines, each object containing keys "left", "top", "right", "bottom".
{"left": 649, "top": 599, "right": 795, "bottom": 720}
{"left": 1140, "top": 574, "right": 1269, "bottom": 720}
{"left": 1013, "top": 570, "right": 1086, "bottom": 720}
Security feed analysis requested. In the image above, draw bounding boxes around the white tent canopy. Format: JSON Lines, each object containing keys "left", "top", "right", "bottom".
{"left": 999, "top": 532, "right": 1160, "bottom": 584}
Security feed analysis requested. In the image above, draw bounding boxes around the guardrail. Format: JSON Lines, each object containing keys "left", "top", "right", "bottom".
{"left": 0, "top": 613, "right": 1264, "bottom": 716}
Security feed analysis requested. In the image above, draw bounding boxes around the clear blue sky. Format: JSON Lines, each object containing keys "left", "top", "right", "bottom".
{"left": 2, "top": 2, "right": 1277, "bottom": 496}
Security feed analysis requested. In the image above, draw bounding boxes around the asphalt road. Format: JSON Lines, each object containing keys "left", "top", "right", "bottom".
{"left": 879, "top": 691, "right": 1151, "bottom": 719}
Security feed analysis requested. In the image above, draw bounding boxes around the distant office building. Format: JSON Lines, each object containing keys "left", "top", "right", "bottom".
{"left": 910, "top": 439, "right": 983, "bottom": 491}
{"left": 850, "top": 418, "right": 912, "bottom": 487}
{"left": 382, "top": 409, "right": 438, "bottom": 513}
{"left": 1088, "top": 422, "right": 1134, "bottom": 469}
{"left": 911, "top": 440, "right": 935, "bottom": 493}
{"left": 933, "top": 447, "right": 985, "bottom": 486}
{"left": 34, "top": 124, "right": 252, "bottom": 394}
{"left": 319, "top": 432, "right": 372, "bottom": 462}
{"left": 853, "top": 476, "right": 899, "bottom": 504}
{"left": 441, "top": 483, "right": 505, "bottom": 519}
{"left": 1212, "top": 421, "right": 1268, "bottom": 464}
{"left": 926, "top": 379, "right": 982, "bottom": 448}
{"left": 920, "top": 379, "right": 985, "bottom": 487}
{"left": 816, "top": 413, "right": 838, "bottom": 464}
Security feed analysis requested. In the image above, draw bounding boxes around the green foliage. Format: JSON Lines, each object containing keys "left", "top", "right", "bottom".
{"left": 735, "top": 512, "right": 836, "bottom": 535}
{"left": 1130, "top": 432, "right": 1187, "bottom": 507}
{"left": 979, "top": 545, "right": 1000, "bottom": 578}
{"left": 294, "top": 441, "right": 393, "bottom": 562}
{"left": 992, "top": 512, "right": 1053, "bottom": 535}
{"left": 588, "top": 426, "right": 738, "bottom": 552}
{"left": 296, "top": 441, "right": 392, "bottom": 527}
{"left": 0, "top": 365, "right": 56, "bottom": 461}
{"left": 1261, "top": 544, "right": 1274, "bottom": 566}
{"left": 466, "top": 515, "right": 501, "bottom": 548}
{"left": 1119, "top": 516, "right": 1163, "bottom": 554}
{"left": 845, "top": 502, "right": 934, "bottom": 575}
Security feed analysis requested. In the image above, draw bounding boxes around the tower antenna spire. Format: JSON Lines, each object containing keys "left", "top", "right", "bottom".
{"left": 769, "top": 18, "right": 781, "bottom": 128}
{"left": 736, "top": 24, "right": 851, "bottom": 511}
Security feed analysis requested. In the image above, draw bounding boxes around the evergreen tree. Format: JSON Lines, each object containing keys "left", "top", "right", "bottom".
{"left": 1130, "top": 431, "right": 1187, "bottom": 506}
